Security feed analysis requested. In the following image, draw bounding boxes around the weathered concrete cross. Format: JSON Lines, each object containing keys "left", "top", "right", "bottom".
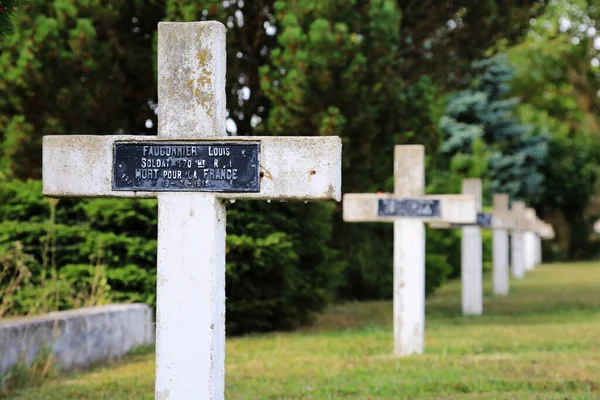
{"left": 342, "top": 145, "right": 475, "bottom": 356}
{"left": 429, "top": 180, "right": 516, "bottom": 314}
{"left": 510, "top": 201, "right": 527, "bottom": 279}
{"left": 524, "top": 208, "right": 542, "bottom": 272}
{"left": 459, "top": 179, "right": 484, "bottom": 315}
{"left": 523, "top": 208, "right": 554, "bottom": 270}
{"left": 490, "top": 194, "right": 516, "bottom": 296}
{"left": 514, "top": 203, "right": 556, "bottom": 276}
{"left": 42, "top": 22, "right": 341, "bottom": 400}
{"left": 536, "top": 218, "right": 555, "bottom": 265}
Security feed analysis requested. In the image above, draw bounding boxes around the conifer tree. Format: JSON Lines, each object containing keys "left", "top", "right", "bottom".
{"left": 0, "top": 0, "right": 18, "bottom": 37}
{"left": 440, "top": 54, "right": 548, "bottom": 200}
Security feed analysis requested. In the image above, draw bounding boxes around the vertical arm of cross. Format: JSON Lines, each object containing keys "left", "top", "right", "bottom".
{"left": 158, "top": 23, "right": 226, "bottom": 138}
{"left": 511, "top": 201, "right": 526, "bottom": 279}
{"left": 492, "top": 194, "right": 512, "bottom": 229}
{"left": 461, "top": 179, "right": 483, "bottom": 315}
{"left": 394, "top": 146, "right": 424, "bottom": 197}
{"left": 492, "top": 194, "right": 510, "bottom": 296}
{"left": 155, "top": 22, "right": 227, "bottom": 400}
{"left": 534, "top": 218, "right": 543, "bottom": 265}
{"left": 462, "top": 179, "right": 482, "bottom": 213}
{"left": 524, "top": 208, "right": 538, "bottom": 271}
{"left": 393, "top": 145, "right": 425, "bottom": 355}
{"left": 537, "top": 221, "right": 554, "bottom": 265}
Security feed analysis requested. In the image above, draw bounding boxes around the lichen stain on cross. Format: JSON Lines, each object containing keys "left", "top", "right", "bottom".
{"left": 42, "top": 21, "right": 342, "bottom": 400}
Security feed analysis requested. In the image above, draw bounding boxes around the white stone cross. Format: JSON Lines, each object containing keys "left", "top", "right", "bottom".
{"left": 460, "top": 179, "right": 483, "bottom": 316}
{"left": 491, "top": 194, "right": 516, "bottom": 296}
{"left": 536, "top": 219, "right": 555, "bottom": 265}
{"left": 594, "top": 219, "right": 600, "bottom": 234}
{"left": 524, "top": 208, "right": 541, "bottom": 272}
{"left": 511, "top": 204, "right": 554, "bottom": 277}
{"left": 524, "top": 208, "right": 554, "bottom": 270}
{"left": 510, "top": 201, "right": 527, "bottom": 279}
{"left": 429, "top": 181, "right": 516, "bottom": 313}
{"left": 512, "top": 203, "right": 551, "bottom": 277}
{"left": 343, "top": 145, "right": 476, "bottom": 356}
{"left": 42, "top": 21, "right": 341, "bottom": 400}
{"left": 538, "top": 220, "right": 555, "bottom": 241}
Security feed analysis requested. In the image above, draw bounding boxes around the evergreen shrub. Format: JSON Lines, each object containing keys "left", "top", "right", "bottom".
{"left": 0, "top": 180, "right": 342, "bottom": 335}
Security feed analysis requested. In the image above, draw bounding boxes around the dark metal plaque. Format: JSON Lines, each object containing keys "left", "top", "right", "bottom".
{"left": 450, "top": 212, "right": 493, "bottom": 228}
{"left": 377, "top": 198, "right": 441, "bottom": 218}
{"left": 476, "top": 212, "right": 492, "bottom": 227}
{"left": 113, "top": 142, "right": 260, "bottom": 192}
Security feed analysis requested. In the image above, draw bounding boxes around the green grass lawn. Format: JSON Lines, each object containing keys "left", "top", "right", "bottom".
{"left": 9, "top": 262, "right": 600, "bottom": 399}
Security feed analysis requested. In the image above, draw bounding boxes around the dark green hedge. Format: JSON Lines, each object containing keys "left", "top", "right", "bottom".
{"left": 0, "top": 180, "right": 470, "bottom": 334}
{"left": 0, "top": 180, "right": 342, "bottom": 335}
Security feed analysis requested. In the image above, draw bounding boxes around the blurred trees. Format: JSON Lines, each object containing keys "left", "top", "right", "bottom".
{"left": 509, "top": 0, "right": 600, "bottom": 259}
{"left": 0, "top": 0, "right": 163, "bottom": 178}
{"left": 218, "top": 0, "right": 541, "bottom": 299}
{"left": 1, "top": 0, "right": 597, "bottom": 330}
{"left": 394, "top": 0, "right": 547, "bottom": 85}
{"left": 0, "top": 0, "right": 18, "bottom": 37}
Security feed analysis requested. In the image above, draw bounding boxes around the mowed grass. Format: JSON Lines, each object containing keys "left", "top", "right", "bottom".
{"left": 10, "top": 262, "right": 600, "bottom": 399}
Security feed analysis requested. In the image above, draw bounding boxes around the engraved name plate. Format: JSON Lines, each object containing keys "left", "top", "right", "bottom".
{"left": 450, "top": 212, "right": 493, "bottom": 228}
{"left": 377, "top": 198, "right": 441, "bottom": 218}
{"left": 476, "top": 212, "right": 492, "bottom": 227}
{"left": 113, "top": 142, "right": 260, "bottom": 192}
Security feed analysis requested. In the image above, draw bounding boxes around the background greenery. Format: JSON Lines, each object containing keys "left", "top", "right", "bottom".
{"left": 1, "top": 0, "right": 599, "bottom": 334}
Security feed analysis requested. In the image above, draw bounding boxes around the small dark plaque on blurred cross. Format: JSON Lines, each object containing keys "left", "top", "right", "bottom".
{"left": 377, "top": 198, "right": 441, "bottom": 218}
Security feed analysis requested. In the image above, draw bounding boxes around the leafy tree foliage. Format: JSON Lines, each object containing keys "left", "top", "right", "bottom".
{"left": 0, "top": 0, "right": 18, "bottom": 38}
{"left": 509, "top": 0, "right": 600, "bottom": 258}
{"left": 0, "top": 0, "right": 163, "bottom": 178}
{"left": 0, "top": 180, "right": 343, "bottom": 334}
{"left": 394, "top": 0, "right": 546, "bottom": 85}
{"left": 0, "top": 0, "right": 573, "bottom": 330}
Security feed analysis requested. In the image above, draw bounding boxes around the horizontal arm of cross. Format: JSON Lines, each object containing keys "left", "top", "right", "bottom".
{"left": 428, "top": 210, "right": 516, "bottom": 230}
{"left": 43, "top": 135, "right": 341, "bottom": 201}
{"left": 528, "top": 218, "right": 554, "bottom": 238}
{"left": 516, "top": 216, "right": 539, "bottom": 232}
{"left": 343, "top": 193, "right": 476, "bottom": 223}
{"left": 539, "top": 222, "right": 555, "bottom": 239}
{"left": 492, "top": 211, "right": 516, "bottom": 230}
